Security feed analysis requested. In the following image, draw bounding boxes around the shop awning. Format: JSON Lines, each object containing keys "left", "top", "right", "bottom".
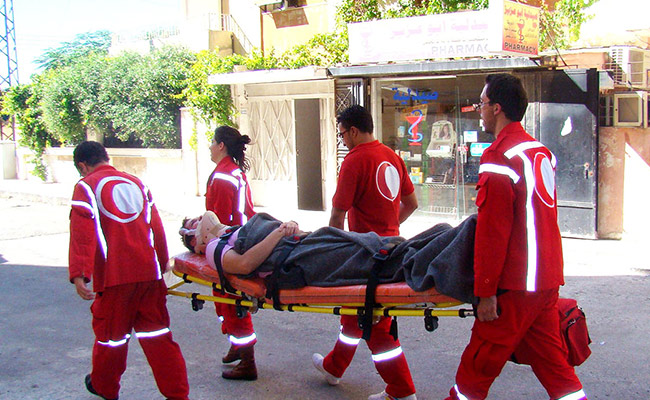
{"left": 208, "top": 66, "right": 329, "bottom": 85}
{"left": 328, "top": 58, "right": 547, "bottom": 78}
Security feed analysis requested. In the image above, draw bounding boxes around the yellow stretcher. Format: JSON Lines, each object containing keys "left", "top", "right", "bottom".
{"left": 168, "top": 252, "right": 475, "bottom": 331}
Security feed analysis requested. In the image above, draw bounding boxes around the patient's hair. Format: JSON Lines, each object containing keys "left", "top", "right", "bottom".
{"left": 214, "top": 125, "right": 251, "bottom": 172}
{"left": 180, "top": 217, "right": 196, "bottom": 252}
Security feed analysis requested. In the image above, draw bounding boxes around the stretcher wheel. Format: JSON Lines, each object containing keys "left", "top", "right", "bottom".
{"left": 191, "top": 294, "right": 205, "bottom": 311}
{"left": 424, "top": 315, "right": 439, "bottom": 332}
{"left": 235, "top": 305, "right": 248, "bottom": 318}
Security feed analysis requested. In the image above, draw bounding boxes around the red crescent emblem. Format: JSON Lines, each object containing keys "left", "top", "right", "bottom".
{"left": 376, "top": 161, "right": 400, "bottom": 201}
{"left": 97, "top": 177, "right": 144, "bottom": 223}
{"left": 533, "top": 152, "right": 555, "bottom": 208}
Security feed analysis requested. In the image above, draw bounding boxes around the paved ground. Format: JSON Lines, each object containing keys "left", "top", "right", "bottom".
{"left": 1, "top": 179, "right": 649, "bottom": 399}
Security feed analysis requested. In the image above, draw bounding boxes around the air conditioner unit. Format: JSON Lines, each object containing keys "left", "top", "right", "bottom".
{"left": 613, "top": 91, "right": 648, "bottom": 128}
{"left": 608, "top": 46, "right": 648, "bottom": 88}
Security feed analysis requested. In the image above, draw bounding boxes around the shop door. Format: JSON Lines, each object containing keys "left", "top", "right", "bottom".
{"left": 530, "top": 69, "right": 599, "bottom": 238}
{"left": 335, "top": 79, "right": 365, "bottom": 173}
{"left": 295, "top": 99, "right": 324, "bottom": 210}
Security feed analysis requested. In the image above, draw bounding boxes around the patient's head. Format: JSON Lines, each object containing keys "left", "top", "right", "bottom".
{"left": 179, "top": 211, "right": 228, "bottom": 253}
{"left": 179, "top": 217, "right": 198, "bottom": 252}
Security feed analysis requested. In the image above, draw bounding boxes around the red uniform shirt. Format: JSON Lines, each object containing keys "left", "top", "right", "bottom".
{"left": 205, "top": 157, "right": 255, "bottom": 226}
{"left": 473, "top": 122, "right": 565, "bottom": 297}
{"left": 332, "top": 140, "right": 414, "bottom": 236}
{"left": 68, "top": 165, "right": 168, "bottom": 292}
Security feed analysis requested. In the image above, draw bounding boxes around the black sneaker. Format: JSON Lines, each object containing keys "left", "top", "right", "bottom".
{"left": 85, "top": 374, "right": 118, "bottom": 400}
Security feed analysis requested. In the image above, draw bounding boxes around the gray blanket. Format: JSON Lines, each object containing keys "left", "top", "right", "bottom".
{"left": 232, "top": 213, "right": 477, "bottom": 304}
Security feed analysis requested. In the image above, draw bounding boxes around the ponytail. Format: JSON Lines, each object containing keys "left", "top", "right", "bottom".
{"left": 214, "top": 126, "right": 251, "bottom": 172}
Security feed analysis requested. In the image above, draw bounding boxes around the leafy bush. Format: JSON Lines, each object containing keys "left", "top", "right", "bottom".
{"left": 2, "top": 78, "right": 58, "bottom": 180}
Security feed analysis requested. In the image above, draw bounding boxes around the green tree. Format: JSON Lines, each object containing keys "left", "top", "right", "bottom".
{"left": 183, "top": 50, "right": 241, "bottom": 130}
{"left": 540, "top": 0, "right": 599, "bottom": 50}
{"left": 101, "top": 47, "right": 195, "bottom": 148}
{"left": 39, "top": 60, "right": 98, "bottom": 145}
{"left": 335, "top": 0, "right": 382, "bottom": 26}
{"left": 38, "top": 46, "right": 194, "bottom": 149}
{"left": 277, "top": 31, "right": 349, "bottom": 67}
{"left": 35, "top": 30, "right": 112, "bottom": 72}
{"left": 3, "top": 77, "right": 58, "bottom": 180}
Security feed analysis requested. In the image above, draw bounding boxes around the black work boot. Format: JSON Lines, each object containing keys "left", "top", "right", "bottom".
{"left": 85, "top": 374, "right": 119, "bottom": 400}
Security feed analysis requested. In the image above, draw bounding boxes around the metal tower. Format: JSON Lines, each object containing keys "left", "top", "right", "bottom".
{"left": 0, "top": 0, "right": 18, "bottom": 89}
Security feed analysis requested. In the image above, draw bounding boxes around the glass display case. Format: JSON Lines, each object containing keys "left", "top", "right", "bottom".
{"left": 373, "top": 74, "right": 495, "bottom": 219}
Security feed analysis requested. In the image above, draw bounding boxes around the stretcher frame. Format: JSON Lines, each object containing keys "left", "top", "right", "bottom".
{"left": 168, "top": 252, "right": 475, "bottom": 331}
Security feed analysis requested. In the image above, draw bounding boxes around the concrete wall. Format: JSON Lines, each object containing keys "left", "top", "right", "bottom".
{"left": 15, "top": 146, "right": 186, "bottom": 207}
{"left": 0, "top": 142, "right": 17, "bottom": 180}
{"left": 179, "top": 107, "right": 216, "bottom": 200}
{"left": 182, "top": 0, "right": 221, "bottom": 20}
{"left": 229, "top": 0, "right": 262, "bottom": 49}
{"left": 261, "top": 2, "right": 333, "bottom": 54}
{"left": 598, "top": 127, "right": 650, "bottom": 238}
{"left": 621, "top": 128, "right": 650, "bottom": 237}
{"left": 209, "top": 30, "right": 235, "bottom": 56}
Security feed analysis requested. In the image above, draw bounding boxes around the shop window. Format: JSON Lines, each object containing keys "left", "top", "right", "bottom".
{"left": 613, "top": 91, "right": 648, "bottom": 127}
{"left": 599, "top": 95, "right": 613, "bottom": 127}
{"left": 374, "top": 74, "right": 490, "bottom": 219}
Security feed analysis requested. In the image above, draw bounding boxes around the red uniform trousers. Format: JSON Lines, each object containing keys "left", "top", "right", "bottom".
{"left": 90, "top": 280, "right": 189, "bottom": 400}
{"left": 212, "top": 290, "right": 257, "bottom": 349}
{"left": 448, "top": 289, "right": 586, "bottom": 400}
{"left": 323, "top": 315, "right": 415, "bottom": 398}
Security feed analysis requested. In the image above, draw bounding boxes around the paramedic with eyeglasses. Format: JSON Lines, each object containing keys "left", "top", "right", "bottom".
{"left": 312, "top": 105, "right": 419, "bottom": 400}
{"left": 445, "top": 73, "right": 588, "bottom": 400}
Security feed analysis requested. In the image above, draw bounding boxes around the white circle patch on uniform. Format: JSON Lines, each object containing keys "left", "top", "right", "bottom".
{"left": 376, "top": 161, "right": 400, "bottom": 201}
{"left": 97, "top": 176, "right": 145, "bottom": 223}
{"left": 533, "top": 152, "right": 555, "bottom": 208}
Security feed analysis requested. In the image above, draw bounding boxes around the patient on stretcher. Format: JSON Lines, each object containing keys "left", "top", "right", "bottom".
{"left": 180, "top": 211, "right": 302, "bottom": 275}
{"left": 178, "top": 211, "right": 478, "bottom": 304}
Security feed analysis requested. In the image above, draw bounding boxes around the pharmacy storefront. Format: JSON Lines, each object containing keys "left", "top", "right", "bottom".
{"left": 332, "top": 62, "right": 532, "bottom": 220}
{"left": 332, "top": 2, "right": 599, "bottom": 236}
{"left": 331, "top": 61, "right": 600, "bottom": 237}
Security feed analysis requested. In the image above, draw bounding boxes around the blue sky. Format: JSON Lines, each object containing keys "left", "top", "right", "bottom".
{"left": 13, "top": 0, "right": 181, "bottom": 83}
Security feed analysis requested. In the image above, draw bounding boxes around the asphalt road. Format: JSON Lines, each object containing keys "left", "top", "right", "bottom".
{"left": 1, "top": 197, "right": 649, "bottom": 399}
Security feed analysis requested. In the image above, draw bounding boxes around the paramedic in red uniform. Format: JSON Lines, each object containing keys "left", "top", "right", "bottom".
{"left": 68, "top": 141, "right": 189, "bottom": 400}
{"left": 205, "top": 125, "right": 258, "bottom": 380}
{"left": 445, "top": 74, "right": 588, "bottom": 400}
{"left": 312, "top": 105, "right": 419, "bottom": 400}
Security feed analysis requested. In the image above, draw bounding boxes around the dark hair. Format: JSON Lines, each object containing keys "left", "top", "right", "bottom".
{"left": 180, "top": 217, "right": 196, "bottom": 252}
{"left": 336, "top": 105, "right": 373, "bottom": 134}
{"left": 73, "top": 141, "right": 109, "bottom": 166}
{"left": 214, "top": 126, "right": 251, "bottom": 172}
{"left": 484, "top": 73, "right": 528, "bottom": 122}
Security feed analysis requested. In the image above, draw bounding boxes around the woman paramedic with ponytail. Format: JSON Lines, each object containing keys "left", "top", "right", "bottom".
{"left": 205, "top": 125, "right": 257, "bottom": 381}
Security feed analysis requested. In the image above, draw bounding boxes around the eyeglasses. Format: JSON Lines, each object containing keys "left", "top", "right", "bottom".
{"left": 473, "top": 101, "right": 493, "bottom": 111}
{"left": 337, "top": 129, "right": 349, "bottom": 138}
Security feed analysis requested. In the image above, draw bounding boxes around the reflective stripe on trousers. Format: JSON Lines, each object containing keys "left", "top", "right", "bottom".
{"left": 97, "top": 333, "right": 131, "bottom": 347}
{"left": 229, "top": 332, "right": 257, "bottom": 345}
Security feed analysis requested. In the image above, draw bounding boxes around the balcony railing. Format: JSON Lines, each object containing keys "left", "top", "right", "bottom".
{"left": 212, "top": 13, "right": 255, "bottom": 55}
{"left": 112, "top": 14, "right": 255, "bottom": 56}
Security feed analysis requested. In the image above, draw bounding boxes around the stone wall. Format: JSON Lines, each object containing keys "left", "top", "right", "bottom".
{"left": 598, "top": 127, "right": 650, "bottom": 238}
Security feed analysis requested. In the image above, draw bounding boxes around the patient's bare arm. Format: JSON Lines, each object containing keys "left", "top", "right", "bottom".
{"left": 221, "top": 221, "right": 300, "bottom": 275}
